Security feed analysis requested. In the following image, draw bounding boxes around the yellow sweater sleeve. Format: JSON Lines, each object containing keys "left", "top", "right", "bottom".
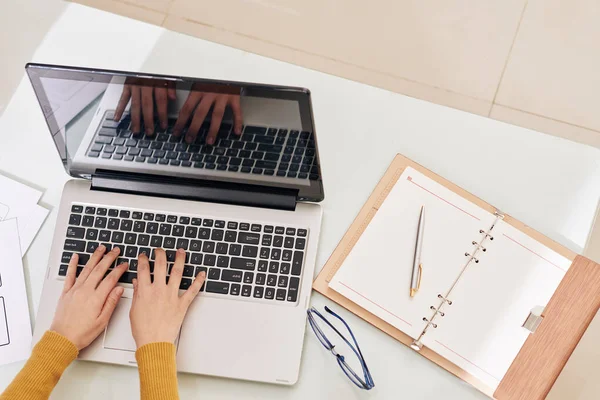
{"left": 0, "top": 331, "right": 78, "bottom": 400}
{"left": 135, "top": 342, "right": 179, "bottom": 400}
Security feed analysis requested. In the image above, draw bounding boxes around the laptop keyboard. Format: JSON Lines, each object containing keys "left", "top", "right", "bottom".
{"left": 87, "top": 110, "right": 320, "bottom": 180}
{"left": 60, "top": 203, "right": 308, "bottom": 304}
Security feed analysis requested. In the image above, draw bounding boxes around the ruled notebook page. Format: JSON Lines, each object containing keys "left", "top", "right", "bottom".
{"left": 424, "top": 220, "right": 572, "bottom": 390}
{"left": 329, "top": 167, "right": 496, "bottom": 339}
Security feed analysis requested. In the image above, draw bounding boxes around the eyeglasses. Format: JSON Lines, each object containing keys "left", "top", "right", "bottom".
{"left": 307, "top": 306, "right": 375, "bottom": 390}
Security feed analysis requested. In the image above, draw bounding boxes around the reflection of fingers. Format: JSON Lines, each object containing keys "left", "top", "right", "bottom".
{"left": 230, "top": 95, "right": 243, "bottom": 135}
{"left": 141, "top": 86, "right": 155, "bottom": 136}
{"left": 167, "top": 84, "right": 177, "bottom": 100}
{"left": 187, "top": 94, "right": 216, "bottom": 144}
{"left": 173, "top": 91, "right": 202, "bottom": 136}
{"left": 63, "top": 253, "right": 79, "bottom": 293}
{"left": 154, "top": 87, "right": 168, "bottom": 130}
{"left": 131, "top": 86, "right": 142, "bottom": 133}
{"left": 206, "top": 95, "right": 228, "bottom": 145}
{"left": 115, "top": 85, "right": 132, "bottom": 121}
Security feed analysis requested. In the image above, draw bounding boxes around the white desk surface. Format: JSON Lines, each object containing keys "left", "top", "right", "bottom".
{"left": 1, "top": 4, "right": 600, "bottom": 399}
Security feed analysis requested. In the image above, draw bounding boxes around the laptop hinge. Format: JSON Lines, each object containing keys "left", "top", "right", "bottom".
{"left": 90, "top": 170, "right": 298, "bottom": 211}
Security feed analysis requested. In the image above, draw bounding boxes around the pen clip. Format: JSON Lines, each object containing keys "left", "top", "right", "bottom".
{"left": 417, "top": 263, "right": 423, "bottom": 290}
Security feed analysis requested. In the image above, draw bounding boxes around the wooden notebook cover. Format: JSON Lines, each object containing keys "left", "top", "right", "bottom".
{"left": 312, "top": 153, "right": 582, "bottom": 399}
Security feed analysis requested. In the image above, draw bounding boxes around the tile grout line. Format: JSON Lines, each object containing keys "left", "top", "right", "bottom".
{"left": 488, "top": 0, "right": 530, "bottom": 117}
{"left": 493, "top": 103, "right": 600, "bottom": 134}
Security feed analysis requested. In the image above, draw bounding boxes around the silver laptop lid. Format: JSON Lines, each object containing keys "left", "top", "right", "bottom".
{"left": 25, "top": 63, "right": 324, "bottom": 203}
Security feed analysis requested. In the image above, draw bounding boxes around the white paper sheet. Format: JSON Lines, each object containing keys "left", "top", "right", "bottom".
{"left": 0, "top": 173, "right": 49, "bottom": 255}
{"left": 0, "top": 219, "right": 32, "bottom": 365}
{"left": 329, "top": 167, "right": 496, "bottom": 339}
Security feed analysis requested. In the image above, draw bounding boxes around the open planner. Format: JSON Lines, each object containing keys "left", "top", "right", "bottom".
{"left": 314, "top": 154, "right": 600, "bottom": 400}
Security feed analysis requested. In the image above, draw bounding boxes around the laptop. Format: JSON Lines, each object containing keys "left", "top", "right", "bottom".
{"left": 26, "top": 63, "right": 324, "bottom": 385}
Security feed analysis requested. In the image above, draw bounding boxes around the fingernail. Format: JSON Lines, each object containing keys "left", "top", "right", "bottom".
{"left": 98, "top": 244, "right": 106, "bottom": 251}
{"left": 113, "top": 246, "right": 120, "bottom": 253}
{"left": 186, "top": 135, "right": 193, "bottom": 144}
{"left": 199, "top": 271, "right": 206, "bottom": 278}
{"left": 207, "top": 137, "right": 214, "bottom": 145}
{"left": 161, "top": 122, "right": 167, "bottom": 130}
{"left": 178, "top": 248, "right": 185, "bottom": 254}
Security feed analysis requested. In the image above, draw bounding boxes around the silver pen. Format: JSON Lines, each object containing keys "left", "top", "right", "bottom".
{"left": 410, "top": 206, "right": 425, "bottom": 298}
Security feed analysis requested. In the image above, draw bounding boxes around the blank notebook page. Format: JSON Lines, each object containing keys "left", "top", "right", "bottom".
{"left": 329, "top": 167, "right": 496, "bottom": 340}
{"left": 424, "top": 220, "right": 571, "bottom": 389}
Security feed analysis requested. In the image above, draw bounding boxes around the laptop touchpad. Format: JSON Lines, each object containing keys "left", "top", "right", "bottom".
{"left": 104, "top": 297, "right": 136, "bottom": 352}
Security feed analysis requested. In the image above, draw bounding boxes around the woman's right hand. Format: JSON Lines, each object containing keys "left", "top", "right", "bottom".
{"left": 129, "top": 248, "right": 206, "bottom": 348}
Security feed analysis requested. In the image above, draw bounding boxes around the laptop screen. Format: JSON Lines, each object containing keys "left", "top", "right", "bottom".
{"left": 26, "top": 64, "right": 324, "bottom": 202}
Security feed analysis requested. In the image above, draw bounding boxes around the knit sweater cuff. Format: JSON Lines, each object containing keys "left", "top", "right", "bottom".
{"left": 34, "top": 331, "right": 79, "bottom": 372}
{"left": 135, "top": 342, "right": 179, "bottom": 400}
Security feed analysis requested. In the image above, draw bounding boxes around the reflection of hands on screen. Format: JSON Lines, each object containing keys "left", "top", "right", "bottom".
{"left": 114, "top": 82, "right": 176, "bottom": 136}
{"left": 173, "top": 85, "right": 243, "bottom": 145}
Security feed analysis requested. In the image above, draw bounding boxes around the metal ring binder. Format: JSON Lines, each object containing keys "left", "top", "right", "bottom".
{"left": 409, "top": 211, "right": 506, "bottom": 352}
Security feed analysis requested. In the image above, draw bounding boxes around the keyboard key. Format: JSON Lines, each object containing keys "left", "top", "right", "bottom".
{"left": 99, "top": 230, "right": 111, "bottom": 242}
{"left": 82, "top": 215, "right": 94, "bottom": 227}
{"left": 257, "top": 260, "right": 268, "bottom": 272}
{"left": 239, "top": 223, "right": 250, "bottom": 231}
{"left": 203, "top": 219, "right": 214, "bottom": 227}
{"left": 217, "top": 255, "right": 229, "bottom": 267}
{"left": 71, "top": 205, "right": 84, "bottom": 213}
{"left": 179, "top": 278, "right": 192, "bottom": 290}
{"left": 137, "top": 234, "right": 150, "bottom": 246}
{"left": 202, "top": 241, "right": 215, "bottom": 253}
{"left": 66, "top": 227, "right": 85, "bottom": 239}
{"left": 276, "top": 289, "right": 286, "bottom": 301}
{"left": 58, "top": 264, "right": 68, "bottom": 276}
{"left": 198, "top": 228, "right": 211, "bottom": 240}
{"left": 280, "top": 263, "right": 291, "bottom": 275}
{"left": 267, "top": 274, "right": 277, "bottom": 286}
{"left": 211, "top": 230, "right": 224, "bottom": 241}
{"left": 112, "top": 231, "right": 124, "bottom": 243}
{"left": 163, "top": 237, "right": 176, "bottom": 249}
{"left": 295, "top": 238, "right": 306, "bottom": 250}
{"left": 256, "top": 273, "right": 266, "bottom": 285}
{"left": 273, "top": 236, "right": 283, "bottom": 247}
{"left": 206, "top": 281, "right": 229, "bottom": 295}
{"left": 215, "top": 220, "right": 226, "bottom": 228}
{"left": 167, "top": 215, "right": 178, "bottom": 223}
{"left": 203, "top": 254, "right": 216, "bottom": 266}
{"left": 121, "top": 220, "right": 133, "bottom": 231}
{"left": 241, "top": 285, "right": 252, "bottom": 297}
{"left": 253, "top": 287, "right": 264, "bottom": 299}
{"left": 86, "top": 242, "right": 99, "bottom": 253}
{"left": 282, "top": 250, "right": 292, "bottom": 262}
{"left": 86, "top": 229, "right": 99, "bottom": 241}
{"left": 185, "top": 226, "right": 198, "bottom": 238}
{"left": 195, "top": 266, "right": 207, "bottom": 277}
{"left": 264, "top": 225, "right": 274, "bottom": 233}
{"left": 190, "top": 253, "right": 203, "bottom": 265}
{"left": 155, "top": 214, "right": 166, "bottom": 222}
{"left": 176, "top": 238, "right": 189, "bottom": 250}
{"left": 216, "top": 243, "right": 228, "bottom": 255}
{"left": 150, "top": 236, "right": 163, "bottom": 247}
{"left": 269, "top": 262, "right": 279, "bottom": 274}
{"left": 230, "top": 257, "right": 256, "bottom": 271}
{"left": 183, "top": 265, "right": 195, "bottom": 277}
{"left": 166, "top": 250, "right": 177, "bottom": 262}
{"left": 119, "top": 272, "right": 137, "bottom": 284}
{"left": 241, "top": 245, "right": 258, "bottom": 258}
{"left": 277, "top": 276, "right": 288, "bottom": 288}
{"left": 261, "top": 235, "right": 272, "bottom": 246}
{"left": 228, "top": 244, "right": 241, "bottom": 256}
{"left": 191, "top": 218, "right": 202, "bottom": 226}
{"left": 85, "top": 206, "right": 96, "bottom": 215}
{"left": 224, "top": 230, "right": 237, "bottom": 243}
{"left": 125, "top": 246, "right": 138, "bottom": 258}
{"left": 124, "top": 233, "right": 137, "bottom": 244}
{"left": 133, "top": 221, "right": 146, "bottom": 232}
{"left": 237, "top": 232, "right": 259, "bottom": 245}
{"left": 230, "top": 283, "right": 241, "bottom": 296}
{"left": 173, "top": 225, "right": 185, "bottom": 237}
{"left": 292, "top": 251, "right": 303, "bottom": 275}
{"left": 275, "top": 226, "right": 285, "bottom": 235}
{"left": 265, "top": 287, "right": 275, "bottom": 300}
{"left": 284, "top": 237, "right": 294, "bottom": 249}
{"left": 243, "top": 272, "right": 254, "bottom": 284}
{"left": 179, "top": 216, "right": 190, "bottom": 224}
{"left": 189, "top": 240, "right": 202, "bottom": 252}
{"left": 221, "top": 269, "right": 243, "bottom": 282}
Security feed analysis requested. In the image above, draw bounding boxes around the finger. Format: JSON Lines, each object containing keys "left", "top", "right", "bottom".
{"left": 187, "top": 94, "right": 216, "bottom": 144}
{"left": 62, "top": 253, "right": 79, "bottom": 293}
{"left": 206, "top": 95, "right": 228, "bottom": 145}
{"left": 154, "top": 86, "right": 168, "bottom": 131}
{"left": 153, "top": 248, "right": 168, "bottom": 285}
{"left": 114, "top": 85, "right": 132, "bottom": 121}
{"left": 181, "top": 270, "right": 206, "bottom": 306}
{"left": 96, "top": 261, "right": 128, "bottom": 299}
{"left": 131, "top": 86, "right": 142, "bottom": 133}
{"left": 173, "top": 91, "right": 202, "bottom": 136}
{"left": 230, "top": 95, "right": 243, "bottom": 135}
{"left": 131, "top": 278, "right": 138, "bottom": 305}
{"left": 85, "top": 246, "right": 121, "bottom": 289}
{"left": 141, "top": 86, "right": 155, "bottom": 136}
{"left": 75, "top": 245, "right": 107, "bottom": 286}
{"left": 167, "top": 85, "right": 177, "bottom": 100}
{"left": 97, "top": 286, "right": 125, "bottom": 325}
{"left": 137, "top": 252, "right": 152, "bottom": 286}
{"left": 169, "top": 249, "right": 186, "bottom": 290}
